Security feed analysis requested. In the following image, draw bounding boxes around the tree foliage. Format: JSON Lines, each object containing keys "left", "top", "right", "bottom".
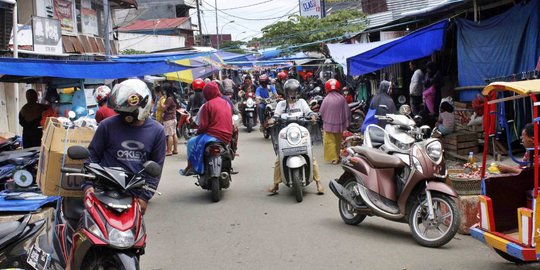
{"left": 121, "top": 48, "right": 147, "bottom": 55}
{"left": 252, "top": 10, "right": 367, "bottom": 53}
{"left": 220, "top": 40, "right": 248, "bottom": 54}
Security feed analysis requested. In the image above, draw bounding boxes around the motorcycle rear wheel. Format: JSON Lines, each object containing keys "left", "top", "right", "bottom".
{"left": 263, "top": 127, "right": 270, "bottom": 139}
{"left": 408, "top": 192, "right": 459, "bottom": 248}
{"left": 292, "top": 169, "right": 303, "bottom": 203}
{"left": 210, "top": 177, "right": 221, "bottom": 202}
{"left": 246, "top": 118, "right": 253, "bottom": 133}
{"left": 339, "top": 179, "right": 367, "bottom": 225}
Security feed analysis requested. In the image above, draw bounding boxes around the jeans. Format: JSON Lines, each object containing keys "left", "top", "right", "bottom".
{"left": 258, "top": 103, "right": 266, "bottom": 124}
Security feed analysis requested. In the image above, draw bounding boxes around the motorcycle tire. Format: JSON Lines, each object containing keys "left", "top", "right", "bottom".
{"left": 182, "top": 124, "right": 194, "bottom": 140}
{"left": 494, "top": 248, "right": 525, "bottom": 264}
{"left": 339, "top": 179, "right": 367, "bottom": 225}
{"left": 292, "top": 169, "right": 303, "bottom": 203}
{"left": 263, "top": 128, "right": 270, "bottom": 139}
{"left": 246, "top": 118, "right": 253, "bottom": 133}
{"left": 408, "top": 192, "right": 459, "bottom": 248}
{"left": 210, "top": 177, "right": 221, "bottom": 202}
{"left": 82, "top": 249, "right": 140, "bottom": 270}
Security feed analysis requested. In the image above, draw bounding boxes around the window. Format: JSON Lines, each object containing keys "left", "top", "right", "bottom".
{"left": 361, "top": 0, "right": 388, "bottom": 15}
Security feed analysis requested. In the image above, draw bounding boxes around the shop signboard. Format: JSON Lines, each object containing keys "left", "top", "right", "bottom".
{"left": 299, "top": 0, "right": 322, "bottom": 19}
{"left": 32, "top": 16, "right": 63, "bottom": 54}
{"left": 81, "top": 0, "right": 98, "bottom": 36}
{"left": 53, "top": 0, "right": 77, "bottom": 35}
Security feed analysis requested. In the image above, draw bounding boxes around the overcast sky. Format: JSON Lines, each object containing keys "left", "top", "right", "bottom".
{"left": 190, "top": 0, "right": 300, "bottom": 41}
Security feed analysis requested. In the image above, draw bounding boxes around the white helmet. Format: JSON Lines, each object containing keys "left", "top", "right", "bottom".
{"left": 109, "top": 79, "right": 152, "bottom": 122}
{"left": 94, "top": 85, "right": 111, "bottom": 102}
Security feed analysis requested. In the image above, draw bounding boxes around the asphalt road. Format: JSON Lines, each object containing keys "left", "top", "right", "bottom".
{"left": 140, "top": 129, "right": 539, "bottom": 270}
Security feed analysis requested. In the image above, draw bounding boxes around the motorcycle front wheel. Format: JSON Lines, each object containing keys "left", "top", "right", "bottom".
{"left": 246, "top": 118, "right": 253, "bottom": 133}
{"left": 210, "top": 177, "right": 221, "bottom": 202}
{"left": 82, "top": 249, "right": 139, "bottom": 270}
{"left": 339, "top": 179, "right": 367, "bottom": 225}
{"left": 182, "top": 124, "right": 194, "bottom": 140}
{"left": 292, "top": 169, "right": 303, "bottom": 202}
{"left": 408, "top": 192, "right": 459, "bottom": 248}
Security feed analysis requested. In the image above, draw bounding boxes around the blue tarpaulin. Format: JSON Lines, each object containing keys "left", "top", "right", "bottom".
{"left": 347, "top": 20, "right": 448, "bottom": 76}
{"left": 0, "top": 57, "right": 192, "bottom": 79}
{"left": 456, "top": 0, "right": 540, "bottom": 87}
{"left": 0, "top": 192, "right": 59, "bottom": 212}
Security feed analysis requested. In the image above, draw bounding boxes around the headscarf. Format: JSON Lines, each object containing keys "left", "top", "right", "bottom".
{"left": 370, "top": 80, "right": 397, "bottom": 126}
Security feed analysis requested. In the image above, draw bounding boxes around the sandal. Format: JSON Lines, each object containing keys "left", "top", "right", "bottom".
{"left": 166, "top": 153, "right": 173, "bottom": 156}
{"left": 172, "top": 151, "right": 179, "bottom": 155}
{"left": 267, "top": 185, "right": 279, "bottom": 194}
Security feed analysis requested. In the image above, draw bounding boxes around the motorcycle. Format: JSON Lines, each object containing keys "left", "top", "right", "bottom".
{"left": 329, "top": 112, "right": 460, "bottom": 248}
{"left": 241, "top": 92, "right": 257, "bottom": 133}
{"left": 348, "top": 100, "right": 367, "bottom": 133}
{"left": 30, "top": 145, "right": 162, "bottom": 269}
{"left": 307, "top": 87, "right": 324, "bottom": 113}
{"left": 0, "top": 136, "right": 22, "bottom": 153}
{"left": 177, "top": 107, "right": 199, "bottom": 140}
{"left": 261, "top": 95, "right": 281, "bottom": 139}
{"left": 0, "top": 214, "right": 46, "bottom": 269}
{"left": 271, "top": 116, "right": 321, "bottom": 202}
{"left": 0, "top": 147, "right": 40, "bottom": 190}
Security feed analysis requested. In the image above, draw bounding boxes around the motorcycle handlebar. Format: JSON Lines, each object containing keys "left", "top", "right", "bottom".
{"left": 61, "top": 167, "right": 82, "bottom": 173}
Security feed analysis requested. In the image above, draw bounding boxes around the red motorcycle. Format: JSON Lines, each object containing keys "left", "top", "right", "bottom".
{"left": 177, "top": 107, "right": 199, "bottom": 140}
{"left": 30, "top": 146, "right": 161, "bottom": 269}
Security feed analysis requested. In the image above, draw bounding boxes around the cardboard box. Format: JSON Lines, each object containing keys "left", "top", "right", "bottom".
{"left": 37, "top": 119, "right": 95, "bottom": 197}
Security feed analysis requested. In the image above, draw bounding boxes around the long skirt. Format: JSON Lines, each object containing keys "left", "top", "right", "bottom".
{"left": 323, "top": 131, "right": 342, "bottom": 162}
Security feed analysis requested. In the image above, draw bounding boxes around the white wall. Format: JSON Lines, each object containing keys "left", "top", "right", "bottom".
{"left": 0, "top": 83, "right": 26, "bottom": 136}
{"left": 118, "top": 33, "right": 186, "bottom": 53}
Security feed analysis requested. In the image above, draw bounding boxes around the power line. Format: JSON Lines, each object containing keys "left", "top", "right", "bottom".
{"left": 219, "top": 0, "right": 275, "bottom": 11}
{"left": 202, "top": 0, "right": 298, "bottom": 21}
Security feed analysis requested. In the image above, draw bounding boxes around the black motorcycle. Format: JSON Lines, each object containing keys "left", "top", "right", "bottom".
{"left": 0, "top": 147, "right": 40, "bottom": 190}
{"left": 0, "top": 136, "right": 22, "bottom": 153}
{"left": 0, "top": 214, "right": 46, "bottom": 269}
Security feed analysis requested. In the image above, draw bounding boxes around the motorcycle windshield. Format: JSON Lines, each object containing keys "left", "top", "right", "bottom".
{"left": 88, "top": 164, "right": 132, "bottom": 190}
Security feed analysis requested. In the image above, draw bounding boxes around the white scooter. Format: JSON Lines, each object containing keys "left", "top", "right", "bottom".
{"left": 272, "top": 115, "right": 319, "bottom": 202}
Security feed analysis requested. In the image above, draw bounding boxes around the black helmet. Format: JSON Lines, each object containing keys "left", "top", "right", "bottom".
{"left": 283, "top": 79, "right": 301, "bottom": 100}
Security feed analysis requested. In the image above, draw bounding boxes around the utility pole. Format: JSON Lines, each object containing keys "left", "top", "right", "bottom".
{"left": 214, "top": 0, "right": 219, "bottom": 49}
{"left": 321, "top": 0, "right": 326, "bottom": 18}
{"left": 103, "top": 0, "right": 110, "bottom": 60}
{"left": 195, "top": 0, "right": 203, "bottom": 45}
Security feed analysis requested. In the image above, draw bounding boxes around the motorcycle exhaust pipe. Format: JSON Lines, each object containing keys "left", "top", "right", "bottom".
{"left": 220, "top": 172, "right": 229, "bottom": 180}
{"left": 329, "top": 180, "right": 366, "bottom": 209}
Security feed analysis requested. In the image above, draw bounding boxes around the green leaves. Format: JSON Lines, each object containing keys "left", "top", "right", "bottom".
{"left": 254, "top": 10, "right": 367, "bottom": 53}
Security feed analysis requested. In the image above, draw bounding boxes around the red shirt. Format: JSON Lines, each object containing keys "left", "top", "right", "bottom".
{"left": 198, "top": 82, "right": 233, "bottom": 144}
{"left": 95, "top": 106, "right": 117, "bottom": 123}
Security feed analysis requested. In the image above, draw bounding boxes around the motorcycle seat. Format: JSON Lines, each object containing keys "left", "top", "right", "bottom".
{"left": 351, "top": 146, "right": 404, "bottom": 168}
{"left": 0, "top": 221, "right": 20, "bottom": 240}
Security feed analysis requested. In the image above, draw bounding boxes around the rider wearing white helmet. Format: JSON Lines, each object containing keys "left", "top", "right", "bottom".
{"left": 93, "top": 85, "right": 117, "bottom": 123}
{"left": 87, "top": 79, "right": 166, "bottom": 214}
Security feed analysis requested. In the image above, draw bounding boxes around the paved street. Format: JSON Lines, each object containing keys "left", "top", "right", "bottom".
{"left": 140, "top": 129, "right": 538, "bottom": 270}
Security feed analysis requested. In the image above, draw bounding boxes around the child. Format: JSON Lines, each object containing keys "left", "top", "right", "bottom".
{"left": 437, "top": 101, "right": 455, "bottom": 135}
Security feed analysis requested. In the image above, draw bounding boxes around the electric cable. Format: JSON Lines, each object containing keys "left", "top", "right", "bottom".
{"left": 202, "top": 0, "right": 298, "bottom": 21}
{"left": 219, "top": 0, "right": 275, "bottom": 11}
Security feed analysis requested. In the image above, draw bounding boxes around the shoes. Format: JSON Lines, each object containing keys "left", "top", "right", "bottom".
{"left": 172, "top": 151, "right": 178, "bottom": 155}
{"left": 179, "top": 168, "right": 196, "bottom": 176}
{"left": 267, "top": 184, "right": 279, "bottom": 194}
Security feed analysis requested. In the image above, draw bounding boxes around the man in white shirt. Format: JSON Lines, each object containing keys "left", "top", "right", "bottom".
{"left": 268, "top": 79, "right": 324, "bottom": 194}
{"left": 409, "top": 61, "right": 424, "bottom": 115}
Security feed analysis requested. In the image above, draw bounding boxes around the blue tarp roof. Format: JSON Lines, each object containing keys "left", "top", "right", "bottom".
{"left": 0, "top": 57, "right": 192, "bottom": 79}
{"left": 347, "top": 20, "right": 448, "bottom": 76}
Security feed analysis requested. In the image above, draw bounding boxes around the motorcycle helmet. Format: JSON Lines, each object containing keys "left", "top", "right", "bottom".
{"left": 283, "top": 79, "right": 301, "bottom": 101}
{"left": 259, "top": 74, "right": 269, "bottom": 85}
{"left": 277, "top": 72, "right": 287, "bottom": 80}
{"left": 192, "top": 78, "right": 205, "bottom": 91}
{"left": 94, "top": 85, "right": 111, "bottom": 102}
{"left": 109, "top": 79, "right": 152, "bottom": 123}
{"left": 325, "top": 79, "right": 340, "bottom": 94}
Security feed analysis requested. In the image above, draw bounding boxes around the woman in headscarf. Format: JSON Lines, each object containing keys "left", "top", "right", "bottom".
{"left": 320, "top": 79, "right": 350, "bottom": 164}
{"left": 369, "top": 80, "right": 397, "bottom": 128}
{"left": 19, "top": 89, "right": 45, "bottom": 148}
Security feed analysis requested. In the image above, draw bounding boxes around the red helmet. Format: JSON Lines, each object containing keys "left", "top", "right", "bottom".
{"left": 325, "top": 79, "right": 341, "bottom": 93}
{"left": 277, "top": 72, "right": 287, "bottom": 80}
{"left": 306, "top": 72, "right": 313, "bottom": 78}
{"left": 192, "top": 78, "right": 205, "bottom": 91}
{"left": 259, "top": 74, "right": 269, "bottom": 83}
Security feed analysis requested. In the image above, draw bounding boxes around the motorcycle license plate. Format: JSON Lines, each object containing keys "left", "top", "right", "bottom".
{"left": 27, "top": 245, "right": 51, "bottom": 270}
{"left": 282, "top": 146, "right": 307, "bottom": 155}
{"left": 245, "top": 107, "right": 255, "bottom": 111}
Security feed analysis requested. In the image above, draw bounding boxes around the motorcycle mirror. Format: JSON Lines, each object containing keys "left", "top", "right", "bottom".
{"left": 67, "top": 145, "right": 90, "bottom": 160}
{"left": 88, "top": 109, "right": 95, "bottom": 116}
{"left": 68, "top": 111, "right": 76, "bottom": 119}
{"left": 142, "top": 161, "right": 162, "bottom": 178}
{"left": 232, "top": 115, "right": 240, "bottom": 122}
{"left": 399, "top": 105, "right": 411, "bottom": 115}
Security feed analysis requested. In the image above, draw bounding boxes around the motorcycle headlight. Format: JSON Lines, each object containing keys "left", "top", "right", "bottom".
{"left": 246, "top": 98, "right": 255, "bottom": 107}
{"left": 412, "top": 157, "right": 424, "bottom": 174}
{"left": 286, "top": 127, "right": 302, "bottom": 145}
{"left": 426, "top": 140, "right": 443, "bottom": 162}
{"left": 109, "top": 228, "right": 135, "bottom": 248}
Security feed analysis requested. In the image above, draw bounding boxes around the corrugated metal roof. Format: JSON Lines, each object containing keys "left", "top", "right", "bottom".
{"left": 367, "top": 11, "right": 394, "bottom": 28}
{"left": 388, "top": 0, "right": 428, "bottom": 19}
{"left": 118, "top": 17, "right": 190, "bottom": 32}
